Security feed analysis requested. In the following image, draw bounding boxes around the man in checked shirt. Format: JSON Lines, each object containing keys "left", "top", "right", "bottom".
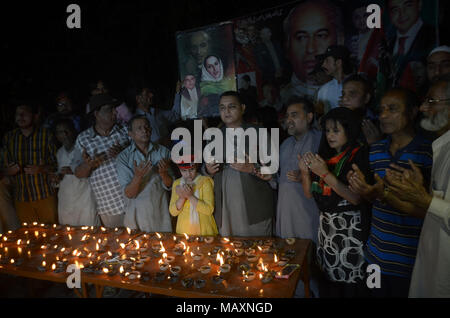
{"left": 71, "top": 94, "right": 130, "bottom": 228}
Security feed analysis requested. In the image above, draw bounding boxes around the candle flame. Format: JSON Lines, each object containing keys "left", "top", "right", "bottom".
{"left": 10, "top": 259, "right": 15, "bottom": 264}
{"left": 42, "top": 233, "right": 47, "bottom": 238}
{"left": 66, "top": 226, "right": 70, "bottom": 231}
{"left": 72, "top": 249, "right": 78, "bottom": 256}
{"left": 68, "top": 234, "right": 72, "bottom": 240}
{"left": 81, "top": 226, "right": 88, "bottom": 230}
{"left": 120, "top": 243, "right": 125, "bottom": 249}
{"left": 274, "top": 254, "right": 278, "bottom": 263}
{"left": 216, "top": 253, "right": 224, "bottom": 266}
{"left": 257, "top": 246, "right": 262, "bottom": 251}
{"left": 42, "top": 261, "right": 46, "bottom": 267}
{"left": 34, "top": 231, "right": 39, "bottom": 237}
{"left": 108, "top": 251, "right": 112, "bottom": 257}
{"left": 23, "top": 222, "right": 28, "bottom": 226}
{"left": 103, "top": 268, "right": 109, "bottom": 274}
{"left": 126, "top": 227, "right": 131, "bottom": 235}
{"left": 119, "top": 266, "right": 124, "bottom": 274}
{"left": 33, "top": 222, "right": 38, "bottom": 226}
{"left": 17, "top": 239, "right": 21, "bottom": 245}
{"left": 101, "top": 227, "right": 106, "bottom": 232}
{"left": 52, "top": 263, "right": 56, "bottom": 270}
{"left": 96, "top": 243, "right": 99, "bottom": 251}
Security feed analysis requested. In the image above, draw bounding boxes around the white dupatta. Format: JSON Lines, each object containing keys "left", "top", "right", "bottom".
{"left": 180, "top": 175, "right": 201, "bottom": 235}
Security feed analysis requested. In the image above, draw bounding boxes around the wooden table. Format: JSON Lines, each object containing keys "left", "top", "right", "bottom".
{"left": 0, "top": 225, "right": 311, "bottom": 298}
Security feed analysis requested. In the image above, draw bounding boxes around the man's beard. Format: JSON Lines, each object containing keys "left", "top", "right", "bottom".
{"left": 420, "top": 108, "right": 449, "bottom": 132}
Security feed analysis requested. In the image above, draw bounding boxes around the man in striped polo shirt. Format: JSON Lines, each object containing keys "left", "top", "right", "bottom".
{"left": 348, "top": 88, "right": 433, "bottom": 297}
{"left": 1, "top": 101, "right": 58, "bottom": 224}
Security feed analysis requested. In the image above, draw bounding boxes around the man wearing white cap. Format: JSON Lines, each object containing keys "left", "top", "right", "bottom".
{"left": 427, "top": 45, "right": 450, "bottom": 82}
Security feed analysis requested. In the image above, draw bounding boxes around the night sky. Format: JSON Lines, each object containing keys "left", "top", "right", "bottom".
{"left": 2, "top": 0, "right": 297, "bottom": 110}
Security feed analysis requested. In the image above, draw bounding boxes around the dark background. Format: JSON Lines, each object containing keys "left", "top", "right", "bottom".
{"left": 2, "top": 0, "right": 450, "bottom": 117}
{"left": 2, "top": 0, "right": 299, "bottom": 112}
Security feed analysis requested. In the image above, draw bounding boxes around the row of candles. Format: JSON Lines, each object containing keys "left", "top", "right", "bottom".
{"left": 1, "top": 224, "right": 295, "bottom": 285}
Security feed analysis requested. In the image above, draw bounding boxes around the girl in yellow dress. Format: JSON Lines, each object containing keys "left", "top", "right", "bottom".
{"left": 169, "top": 156, "right": 218, "bottom": 236}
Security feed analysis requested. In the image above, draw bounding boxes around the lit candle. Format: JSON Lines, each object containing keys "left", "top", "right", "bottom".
{"left": 220, "top": 237, "right": 230, "bottom": 244}
{"left": 244, "top": 271, "right": 255, "bottom": 282}
{"left": 199, "top": 265, "right": 211, "bottom": 274}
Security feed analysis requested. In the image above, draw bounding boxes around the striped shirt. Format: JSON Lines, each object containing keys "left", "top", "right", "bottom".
{"left": 1, "top": 127, "right": 57, "bottom": 202}
{"left": 365, "top": 134, "right": 433, "bottom": 278}
{"left": 70, "top": 124, "right": 130, "bottom": 216}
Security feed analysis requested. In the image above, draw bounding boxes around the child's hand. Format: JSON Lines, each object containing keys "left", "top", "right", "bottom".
{"left": 183, "top": 184, "right": 194, "bottom": 198}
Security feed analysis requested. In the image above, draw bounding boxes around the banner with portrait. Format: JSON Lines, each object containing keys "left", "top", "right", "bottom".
{"left": 175, "top": 23, "right": 237, "bottom": 119}
{"left": 176, "top": 0, "right": 439, "bottom": 118}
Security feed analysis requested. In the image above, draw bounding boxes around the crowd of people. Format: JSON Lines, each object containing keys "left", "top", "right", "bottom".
{"left": 1, "top": 43, "right": 449, "bottom": 299}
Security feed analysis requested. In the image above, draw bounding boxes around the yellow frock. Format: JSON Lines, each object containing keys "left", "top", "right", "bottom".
{"left": 169, "top": 175, "right": 218, "bottom": 236}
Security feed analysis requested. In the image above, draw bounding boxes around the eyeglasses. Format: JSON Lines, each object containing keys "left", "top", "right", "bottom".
{"left": 423, "top": 97, "right": 450, "bottom": 105}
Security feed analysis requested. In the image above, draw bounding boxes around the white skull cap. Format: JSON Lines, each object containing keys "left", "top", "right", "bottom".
{"left": 428, "top": 45, "right": 450, "bottom": 58}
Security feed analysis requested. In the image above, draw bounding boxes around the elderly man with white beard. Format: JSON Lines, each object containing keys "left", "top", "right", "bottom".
{"left": 384, "top": 78, "right": 450, "bottom": 297}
